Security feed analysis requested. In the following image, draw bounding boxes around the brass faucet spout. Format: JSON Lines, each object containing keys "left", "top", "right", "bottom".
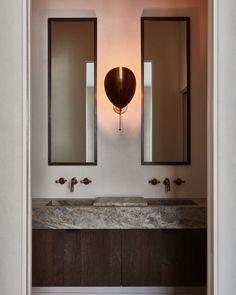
{"left": 70, "top": 177, "right": 78, "bottom": 192}
{"left": 163, "top": 177, "right": 171, "bottom": 192}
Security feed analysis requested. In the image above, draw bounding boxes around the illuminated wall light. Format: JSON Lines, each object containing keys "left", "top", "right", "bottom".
{"left": 104, "top": 67, "right": 136, "bottom": 130}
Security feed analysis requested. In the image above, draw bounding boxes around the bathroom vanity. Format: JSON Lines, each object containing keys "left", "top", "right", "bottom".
{"left": 32, "top": 198, "right": 207, "bottom": 287}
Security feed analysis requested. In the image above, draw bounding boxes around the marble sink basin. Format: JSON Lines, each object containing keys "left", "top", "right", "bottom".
{"left": 93, "top": 197, "right": 148, "bottom": 207}
{"left": 46, "top": 197, "right": 148, "bottom": 207}
{"left": 33, "top": 198, "right": 206, "bottom": 229}
{"left": 147, "top": 199, "right": 197, "bottom": 206}
{"left": 45, "top": 198, "right": 197, "bottom": 207}
{"left": 46, "top": 199, "right": 94, "bottom": 207}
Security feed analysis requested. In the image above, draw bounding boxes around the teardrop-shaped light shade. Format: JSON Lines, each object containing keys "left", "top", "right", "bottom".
{"left": 104, "top": 67, "right": 136, "bottom": 111}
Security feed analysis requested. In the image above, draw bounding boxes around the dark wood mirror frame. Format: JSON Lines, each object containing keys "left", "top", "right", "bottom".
{"left": 141, "top": 17, "right": 191, "bottom": 165}
{"left": 48, "top": 18, "right": 97, "bottom": 166}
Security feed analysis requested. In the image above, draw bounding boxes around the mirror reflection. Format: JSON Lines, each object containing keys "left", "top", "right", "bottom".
{"left": 48, "top": 18, "right": 97, "bottom": 165}
{"left": 142, "top": 17, "right": 190, "bottom": 165}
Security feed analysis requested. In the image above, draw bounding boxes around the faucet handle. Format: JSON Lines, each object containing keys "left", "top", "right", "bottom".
{"left": 80, "top": 177, "right": 92, "bottom": 185}
{"left": 55, "top": 177, "right": 67, "bottom": 184}
{"left": 148, "top": 178, "right": 160, "bottom": 185}
{"left": 174, "top": 178, "right": 185, "bottom": 185}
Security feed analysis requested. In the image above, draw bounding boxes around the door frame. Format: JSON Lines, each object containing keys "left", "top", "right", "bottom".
{"left": 21, "top": 0, "right": 218, "bottom": 294}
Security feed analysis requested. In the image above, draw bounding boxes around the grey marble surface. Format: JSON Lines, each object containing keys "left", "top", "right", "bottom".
{"left": 32, "top": 198, "right": 207, "bottom": 229}
{"left": 93, "top": 196, "right": 148, "bottom": 207}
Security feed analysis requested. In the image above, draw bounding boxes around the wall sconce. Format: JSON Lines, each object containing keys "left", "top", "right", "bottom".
{"left": 104, "top": 67, "right": 136, "bottom": 130}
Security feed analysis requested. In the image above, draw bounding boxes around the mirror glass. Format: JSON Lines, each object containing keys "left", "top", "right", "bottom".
{"left": 142, "top": 17, "right": 190, "bottom": 165}
{"left": 48, "top": 18, "right": 97, "bottom": 165}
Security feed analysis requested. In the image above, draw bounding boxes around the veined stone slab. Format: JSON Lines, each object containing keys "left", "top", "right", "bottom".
{"left": 32, "top": 198, "right": 207, "bottom": 230}
{"left": 93, "top": 197, "right": 148, "bottom": 207}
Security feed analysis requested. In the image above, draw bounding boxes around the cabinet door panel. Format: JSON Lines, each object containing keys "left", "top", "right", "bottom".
{"left": 122, "top": 229, "right": 207, "bottom": 286}
{"left": 175, "top": 229, "right": 207, "bottom": 286}
{"left": 64, "top": 230, "right": 81, "bottom": 286}
{"left": 32, "top": 229, "right": 64, "bottom": 286}
{"left": 162, "top": 229, "right": 207, "bottom": 286}
{"left": 80, "top": 230, "right": 122, "bottom": 286}
{"left": 122, "top": 230, "right": 163, "bottom": 286}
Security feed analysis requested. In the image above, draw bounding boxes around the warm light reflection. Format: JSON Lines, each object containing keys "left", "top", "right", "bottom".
{"left": 119, "top": 67, "right": 123, "bottom": 81}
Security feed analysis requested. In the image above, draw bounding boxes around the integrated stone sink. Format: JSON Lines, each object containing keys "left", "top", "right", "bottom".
{"left": 46, "top": 199, "right": 94, "bottom": 207}
{"left": 33, "top": 197, "right": 206, "bottom": 230}
{"left": 93, "top": 197, "right": 148, "bottom": 207}
{"left": 46, "top": 198, "right": 197, "bottom": 207}
{"left": 147, "top": 199, "right": 197, "bottom": 206}
{"left": 46, "top": 197, "right": 149, "bottom": 207}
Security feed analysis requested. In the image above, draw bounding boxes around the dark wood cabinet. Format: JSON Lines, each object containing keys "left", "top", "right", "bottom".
{"left": 32, "top": 229, "right": 122, "bottom": 286}
{"left": 122, "top": 230, "right": 164, "bottom": 286}
{"left": 32, "top": 229, "right": 83, "bottom": 286}
{"left": 63, "top": 230, "right": 81, "bottom": 286}
{"left": 32, "top": 229, "right": 206, "bottom": 287}
{"left": 122, "top": 229, "right": 207, "bottom": 286}
{"left": 80, "top": 230, "right": 122, "bottom": 286}
{"left": 32, "top": 230, "right": 64, "bottom": 286}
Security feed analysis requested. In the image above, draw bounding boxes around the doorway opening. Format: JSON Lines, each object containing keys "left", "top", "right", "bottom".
{"left": 28, "top": 0, "right": 214, "bottom": 294}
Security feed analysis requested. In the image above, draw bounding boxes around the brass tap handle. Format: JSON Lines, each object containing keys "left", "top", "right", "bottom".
{"left": 80, "top": 177, "right": 92, "bottom": 185}
{"left": 55, "top": 177, "right": 67, "bottom": 185}
{"left": 148, "top": 178, "right": 160, "bottom": 185}
{"left": 70, "top": 177, "right": 78, "bottom": 192}
{"left": 174, "top": 178, "right": 185, "bottom": 185}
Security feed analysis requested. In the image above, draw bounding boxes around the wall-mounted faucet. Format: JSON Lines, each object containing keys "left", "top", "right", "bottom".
{"left": 56, "top": 176, "right": 92, "bottom": 192}
{"left": 163, "top": 178, "right": 171, "bottom": 192}
{"left": 70, "top": 177, "right": 78, "bottom": 192}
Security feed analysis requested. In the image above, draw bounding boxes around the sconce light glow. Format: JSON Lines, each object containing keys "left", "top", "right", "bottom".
{"left": 104, "top": 67, "right": 136, "bottom": 130}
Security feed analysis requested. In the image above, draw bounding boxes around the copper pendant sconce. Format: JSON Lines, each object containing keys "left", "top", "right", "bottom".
{"left": 104, "top": 67, "right": 136, "bottom": 130}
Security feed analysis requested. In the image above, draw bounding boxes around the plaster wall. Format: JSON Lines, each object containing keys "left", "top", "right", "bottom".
{"left": 31, "top": 0, "right": 208, "bottom": 199}
{"left": 217, "top": 0, "right": 236, "bottom": 292}
{"left": 0, "top": 0, "right": 27, "bottom": 294}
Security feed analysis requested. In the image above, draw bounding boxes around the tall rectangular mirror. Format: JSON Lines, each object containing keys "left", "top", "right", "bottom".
{"left": 48, "top": 18, "right": 97, "bottom": 165}
{"left": 141, "top": 17, "right": 190, "bottom": 165}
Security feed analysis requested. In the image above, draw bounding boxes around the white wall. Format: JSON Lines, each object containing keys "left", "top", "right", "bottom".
{"left": 31, "top": 0, "right": 208, "bottom": 199}
{"left": 216, "top": 0, "right": 236, "bottom": 293}
{"left": 0, "top": 0, "right": 28, "bottom": 294}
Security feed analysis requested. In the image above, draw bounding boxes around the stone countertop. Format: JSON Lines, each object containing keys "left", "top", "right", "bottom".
{"left": 32, "top": 198, "right": 207, "bottom": 230}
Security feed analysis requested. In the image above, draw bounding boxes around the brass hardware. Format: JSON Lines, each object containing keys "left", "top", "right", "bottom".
{"left": 163, "top": 178, "right": 171, "bottom": 192}
{"left": 80, "top": 177, "right": 92, "bottom": 185}
{"left": 55, "top": 177, "right": 67, "bottom": 185}
{"left": 70, "top": 177, "right": 78, "bottom": 192}
{"left": 148, "top": 178, "right": 160, "bottom": 185}
{"left": 174, "top": 178, "right": 186, "bottom": 185}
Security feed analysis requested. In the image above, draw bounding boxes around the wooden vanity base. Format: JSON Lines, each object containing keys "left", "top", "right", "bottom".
{"left": 32, "top": 229, "right": 206, "bottom": 287}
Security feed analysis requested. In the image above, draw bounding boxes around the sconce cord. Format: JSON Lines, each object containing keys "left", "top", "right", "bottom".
{"left": 113, "top": 106, "right": 127, "bottom": 131}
